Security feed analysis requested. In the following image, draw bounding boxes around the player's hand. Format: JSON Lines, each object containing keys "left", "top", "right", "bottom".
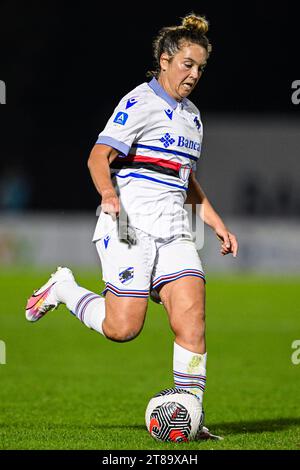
{"left": 215, "top": 227, "right": 238, "bottom": 258}
{"left": 101, "top": 189, "right": 120, "bottom": 220}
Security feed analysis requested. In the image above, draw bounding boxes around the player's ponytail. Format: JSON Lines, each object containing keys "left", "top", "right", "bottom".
{"left": 147, "top": 13, "right": 212, "bottom": 79}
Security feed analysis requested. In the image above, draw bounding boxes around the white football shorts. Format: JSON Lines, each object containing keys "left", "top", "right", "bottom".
{"left": 95, "top": 225, "right": 205, "bottom": 302}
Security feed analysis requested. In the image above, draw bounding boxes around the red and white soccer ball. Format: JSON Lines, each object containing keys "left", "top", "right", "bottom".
{"left": 145, "top": 388, "right": 204, "bottom": 443}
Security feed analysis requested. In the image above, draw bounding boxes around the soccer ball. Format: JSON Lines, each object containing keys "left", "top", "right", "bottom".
{"left": 145, "top": 388, "right": 204, "bottom": 442}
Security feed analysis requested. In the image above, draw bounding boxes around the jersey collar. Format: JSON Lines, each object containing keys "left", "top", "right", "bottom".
{"left": 148, "top": 77, "right": 188, "bottom": 110}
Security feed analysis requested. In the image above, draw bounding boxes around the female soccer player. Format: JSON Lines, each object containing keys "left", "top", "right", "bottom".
{"left": 26, "top": 13, "right": 238, "bottom": 439}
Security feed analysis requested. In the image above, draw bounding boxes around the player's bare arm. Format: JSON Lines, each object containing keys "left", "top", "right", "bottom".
{"left": 87, "top": 144, "right": 120, "bottom": 217}
{"left": 186, "top": 172, "right": 238, "bottom": 257}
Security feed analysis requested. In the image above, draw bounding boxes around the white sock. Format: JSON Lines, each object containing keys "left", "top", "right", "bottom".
{"left": 55, "top": 281, "right": 106, "bottom": 336}
{"left": 173, "top": 342, "right": 207, "bottom": 405}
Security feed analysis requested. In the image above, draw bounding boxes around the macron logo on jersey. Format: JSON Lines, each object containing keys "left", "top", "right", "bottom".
{"left": 164, "top": 109, "right": 173, "bottom": 120}
{"left": 104, "top": 235, "right": 111, "bottom": 249}
{"left": 126, "top": 97, "right": 138, "bottom": 109}
{"left": 113, "top": 112, "right": 128, "bottom": 126}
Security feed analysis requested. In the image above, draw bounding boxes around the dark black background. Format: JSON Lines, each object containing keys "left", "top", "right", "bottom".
{"left": 0, "top": 0, "right": 299, "bottom": 210}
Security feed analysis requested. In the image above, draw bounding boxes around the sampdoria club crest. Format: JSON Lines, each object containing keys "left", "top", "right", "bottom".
{"left": 119, "top": 267, "right": 134, "bottom": 285}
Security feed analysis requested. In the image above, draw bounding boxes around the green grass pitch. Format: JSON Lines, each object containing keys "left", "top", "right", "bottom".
{"left": 0, "top": 269, "right": 300, "bottom": 450}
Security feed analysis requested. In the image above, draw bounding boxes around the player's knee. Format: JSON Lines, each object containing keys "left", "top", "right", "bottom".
{"left": 103, "top": 297, "right": 147, "bottom": 342}
{"left": 104, "top": 322, "right": 143, "bottom": 343}
{"left": 103, "top": 309, "right": 145, "bottom": 342}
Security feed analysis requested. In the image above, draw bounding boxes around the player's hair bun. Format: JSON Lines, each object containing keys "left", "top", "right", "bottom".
{"left": 182, "top": 14, "right": 209, "bottom": 35}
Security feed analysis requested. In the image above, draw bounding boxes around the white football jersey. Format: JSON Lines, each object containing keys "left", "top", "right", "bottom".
{"left": 93, "top": 77, "right": 203, "bottom": 240}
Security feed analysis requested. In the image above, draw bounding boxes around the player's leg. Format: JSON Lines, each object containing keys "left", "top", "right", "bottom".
{"left": 159, "top": 276, "right": 207, "bottom": 402}
{"left": 25, "top": 266, "right": 148, "bottom": 342}
{"left": 159, "top": 276, "right": 206, "bottom": 353}
{"left": 25, "top": 226, "right": 152, "bottom": 343}
{"left": 57, "top": 277, "right": 148, "bottom": 342}
{"left": 151, "top": 237, "right": 207, "bottom": 405}
{"left": 102, "top": 292, "right": 148, "bottom": 342}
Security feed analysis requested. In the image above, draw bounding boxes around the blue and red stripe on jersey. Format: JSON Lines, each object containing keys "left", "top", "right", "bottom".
{"left": 111, "top": 154, "right": 184, "bottom": 179}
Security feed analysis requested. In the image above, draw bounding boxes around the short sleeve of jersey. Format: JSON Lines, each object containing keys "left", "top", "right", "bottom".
{"left": 96, "top": 95, "right": 148, "bottom": 156}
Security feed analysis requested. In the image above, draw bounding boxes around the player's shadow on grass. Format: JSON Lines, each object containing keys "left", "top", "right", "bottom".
{"left": 214, "top": 417, "right": 300, "bottom": 435}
